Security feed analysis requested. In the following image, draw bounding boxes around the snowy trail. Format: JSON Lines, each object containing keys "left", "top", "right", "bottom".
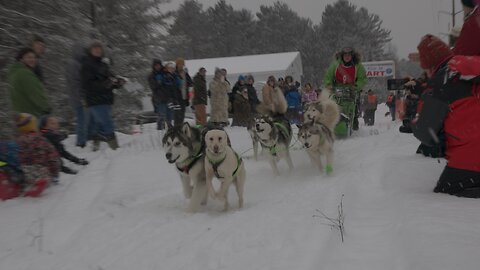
{"left": 1, "top": 107, "right": 480, "bottom": 270}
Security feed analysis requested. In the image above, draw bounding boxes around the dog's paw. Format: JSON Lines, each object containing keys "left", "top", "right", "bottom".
{"left": 326, "top": 165, "right": 333, "bottom": 176}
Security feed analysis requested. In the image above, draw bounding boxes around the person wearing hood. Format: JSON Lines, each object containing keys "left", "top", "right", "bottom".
{"left": 81, "top": 41, "right": 124, "bottom": 150}
{"left": 232, "top": 86, "right": 253, "bottom": 127}
{"left": 66, "top": 42, "right": 94, "bottom": 147}
{"left": 245, "top": 74, "right": 260, "bottom": 113}
{"left": 209, "top": 68, "right": 230, "bottom": 126}
{"left": 413, "top": 34, "right": 480, "bottom": 198}
{"left": 7, "top": 47, "right": 51, "bottom": 118}
{"left": 323, "top": 47, "right": 367, "bottom": 135}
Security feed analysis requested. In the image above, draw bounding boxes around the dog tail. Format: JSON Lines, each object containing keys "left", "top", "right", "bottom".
{"left": 318, "top": 88, "right": 332, "bottom": 102}
{"left": 318, "top": 88, "right": 340, "bottom": 131}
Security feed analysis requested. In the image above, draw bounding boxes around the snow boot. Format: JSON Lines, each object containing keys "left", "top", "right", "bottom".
{"left": 106, "top": 135, "right": 119, "bottom": 150}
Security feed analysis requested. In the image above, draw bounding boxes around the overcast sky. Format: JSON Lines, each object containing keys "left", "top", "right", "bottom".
{"left": 165, "top": 0, "right": 465, "bottom": 59}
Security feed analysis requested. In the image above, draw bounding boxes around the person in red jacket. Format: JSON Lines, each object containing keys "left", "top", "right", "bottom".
{"left": 453, "top": 0, "right": 480, "bottom": 56}
{"left": 414, "top": 35, "right": 480, "bottom": 198}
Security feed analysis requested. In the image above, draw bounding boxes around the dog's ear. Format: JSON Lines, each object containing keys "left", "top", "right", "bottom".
{"left": 182, "top": 122, "right": 192, "bottom": 138}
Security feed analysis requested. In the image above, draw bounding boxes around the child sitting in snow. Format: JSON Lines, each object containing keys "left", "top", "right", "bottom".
{"left": 39, "top": 115, "right": 89, "bottom": 175}
{"left": 12, "top": 113, "right": 60, "bottom": 197}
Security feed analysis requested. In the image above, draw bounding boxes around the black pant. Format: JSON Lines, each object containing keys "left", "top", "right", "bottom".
{"left": 364, "top": 109, "right": 376, "bottom": 126}
{"left": 434, "top": 166, "right": 480, "bottom": 198}
{"left": 173, "top": 104, "right": 186, "bottom": 127}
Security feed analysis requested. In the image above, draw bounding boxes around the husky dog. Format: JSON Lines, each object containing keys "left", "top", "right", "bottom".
{"left": 204, "top": 129, "right": 246, "bottom": 211}
{"left": 298, "top": 122, "right": 335, "bottom": 174}
{"left": 254, "top": 116, "right": 293, "bottom": 176}
{"left": 162, "top": 123, "right": 208, "bottom": 212}
{"left": 303, "top": 89, "right": 340, "bottom": 131}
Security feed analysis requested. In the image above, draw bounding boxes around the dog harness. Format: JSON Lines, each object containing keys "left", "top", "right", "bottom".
{"left": 176, "top": 144, "right": 204, "bottom": 175}
{"left": 208, "top": 152, "right": 242, "bottom": 179}
{"left": 266, "top": 122, "right": 291, "bottom": 157}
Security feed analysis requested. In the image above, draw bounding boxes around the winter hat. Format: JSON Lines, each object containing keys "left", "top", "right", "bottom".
{"left": 238, "top": 75, "right": 246, "bottom": 82}
{"left": 246, "top": 74, "right": 254, "bottom": 82}
{"left": 16, "top": 113, "right": 38, "bottom": 134}
{"left": 164, "top": 61, "right": 175, "bottom": 69}
{"left": 417, "top": 34, "right": 453, "bottom": 70}
{"left": 461, "top": 0, "right": 476, "bottom": 8}
{"left": 267, "top": 75, "right": 276, "bottom": 82}
{"left": 15, "top": 47, "right": 36, "bottom": 61}
{"left": 152, "top": 59, "right": 163, "bottom": 68}
{"left": 176, "top": 57, "right": 185, "bottom": 67}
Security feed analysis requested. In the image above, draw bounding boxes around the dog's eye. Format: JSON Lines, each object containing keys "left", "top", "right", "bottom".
{"left": 174, "top": 141, "right": 181, "bottom": 146}
{"left": 219, "top": 137, "right": 222, "bottom": 141}
{"left": 209, "top": 137, "right": 213, "bottom": 141}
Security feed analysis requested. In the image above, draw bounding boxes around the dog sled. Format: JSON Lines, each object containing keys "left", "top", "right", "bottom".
{"left": 331, "top": 88, "right": 358, "bottom": 137}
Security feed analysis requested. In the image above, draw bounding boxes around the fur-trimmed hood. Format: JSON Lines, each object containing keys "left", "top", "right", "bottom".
{"left": 335, "top": 48, "right": 361, "bottom": 65}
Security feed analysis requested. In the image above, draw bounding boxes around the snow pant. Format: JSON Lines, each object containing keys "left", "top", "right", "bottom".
{"left": 434, "top": 166, "right": 480, "bottom": 198}
{"left": 89, "top": 104, "right": 115, "bottom": 138}
{"left": 194, "top": 104, "right": 207, "bottom": 126}
{"left": 155, "top": 103, "right": 173, "bottom": 130}
{"left": 75, "top": 105, "right": 96, "bottom": 147}
{"left": 364, "top": 109, "right": 376, "bottom": 126}
{"left": 389, "top": 106, "right": 396, "bottom": 121}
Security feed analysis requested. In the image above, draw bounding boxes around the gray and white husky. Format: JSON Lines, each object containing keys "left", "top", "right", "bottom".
{"left": 162, "top": 123, "right": 208, "bottom": 212}
{"left": 298, "top": 121, "right": 335, "bottom": 175}
{"left": 254, "top": 116, "right": 294, "bottom": 176}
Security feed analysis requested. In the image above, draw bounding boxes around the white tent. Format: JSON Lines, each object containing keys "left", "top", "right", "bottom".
{"left": 184, "top": 51, "right": 303, "bottom": 87}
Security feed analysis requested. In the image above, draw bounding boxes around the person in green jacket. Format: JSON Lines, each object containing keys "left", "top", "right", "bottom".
{"left": 7, "top": 48, "right": 51, "bottom": 118}
{"left": 323, "top": 47, "right": 367, "bottom": 136}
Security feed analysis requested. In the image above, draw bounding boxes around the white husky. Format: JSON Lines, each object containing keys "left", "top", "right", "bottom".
{"left": 204, "top": 129, "right": 246, "bottom": 211}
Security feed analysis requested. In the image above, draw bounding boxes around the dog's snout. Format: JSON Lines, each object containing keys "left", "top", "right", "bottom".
{"left": 213, "top": 145, "right": 219, "bottom": 153}
{"left": 165, "top": 153, "right": 172, "bottom": 160}
{"left": 256, "top": 123, "right": 260, "bottom": 129}
{"left": 304, "top": 143, "right": 310, "bottom": 148}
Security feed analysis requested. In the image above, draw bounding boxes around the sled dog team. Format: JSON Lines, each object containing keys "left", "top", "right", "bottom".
{"left": 162, "top": 89, "right": 340, "bottom": 212}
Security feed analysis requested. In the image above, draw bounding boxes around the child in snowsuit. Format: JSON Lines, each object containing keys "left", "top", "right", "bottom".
{"left": 14, "top": 113, "right": 60, "bottom": 197}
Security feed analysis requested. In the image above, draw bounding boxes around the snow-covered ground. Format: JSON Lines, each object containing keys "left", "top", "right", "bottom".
{"left": 1, "top": 106, "right": 480, "bottom": 270}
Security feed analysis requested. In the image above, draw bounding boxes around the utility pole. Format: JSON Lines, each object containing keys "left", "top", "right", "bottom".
{"left": 439, "top": 0, "right": 462, "bottom": 30}
{"left": 452, "top": 0, "right": 456, "bottom": 27}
